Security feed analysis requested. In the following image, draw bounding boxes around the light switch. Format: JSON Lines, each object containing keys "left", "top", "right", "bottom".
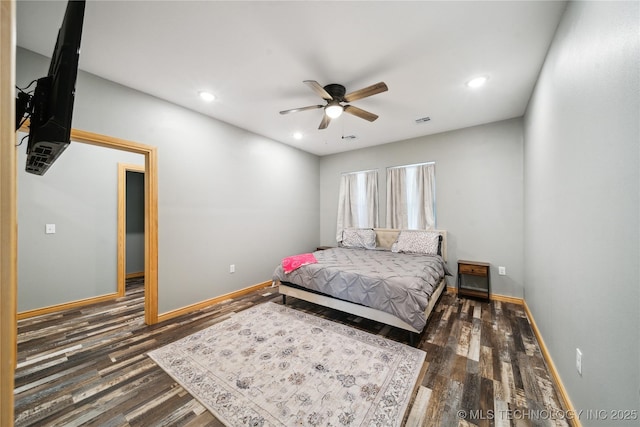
{"left": 45, "top": 224, "right": 56, "bottom": 234}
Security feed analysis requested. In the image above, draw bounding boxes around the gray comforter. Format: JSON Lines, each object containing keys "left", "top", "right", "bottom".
{"left": 272, "top": 247, "right": 451, "bottom": 331}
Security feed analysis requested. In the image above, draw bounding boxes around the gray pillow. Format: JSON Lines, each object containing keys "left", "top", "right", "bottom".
{"left": 391, "top": 230, "right": 440, "bottom": 255}
{"left": 341, "top": 228, "right": 377, "bottom": 249}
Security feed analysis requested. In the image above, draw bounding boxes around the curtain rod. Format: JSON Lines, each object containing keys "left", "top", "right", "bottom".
{"left": 341, "top": 168, "right": 378, "bottom": 175}
{"left": 386, "top": 161, "right": 435, "bottom": 170}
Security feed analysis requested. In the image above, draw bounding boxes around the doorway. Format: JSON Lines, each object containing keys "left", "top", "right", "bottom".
{"left": 75, "top": 130, "right": 158, "bottom": 325}
{"left": 118, "top": 164, "right": 145, "bottom": 296}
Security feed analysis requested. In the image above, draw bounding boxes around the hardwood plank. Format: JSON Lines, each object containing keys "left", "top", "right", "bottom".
{"left": 479, "top": 346, "right": 494, "bottom": 381}
{"left": 450, "top": 354, "right": 469, "bottom": 384}
{"left": 494, "top": 399, "right": 511, "bottom": 427}
{"left": 460, "top": 369, "right": 481, "bottom": 416}
{"left": 478, "top": 377, "right": 494, "bottom": 427}
{"left": 181, "top": 410, "right": 225, "bottom": 427}
{"left": 456, "top": 321, "right": 472, "bottom": 358}
{"left": 404, "top": 385, "right": 431, "bottom": 427}
{"left": 500, "top": 361, "right": 515, "bottom": 404}
{"left": 468, "top": 319, "right": 482, "bottom": 362}
{"left": 422, "top": 375, "right": 449, "bottom": 425}
{"left": 440, "top": 379, "right": 464, "bottom": 426}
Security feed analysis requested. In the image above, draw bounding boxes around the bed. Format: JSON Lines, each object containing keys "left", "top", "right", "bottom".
{"left": 272, "top": 228, "right": 451, "bottom": 342}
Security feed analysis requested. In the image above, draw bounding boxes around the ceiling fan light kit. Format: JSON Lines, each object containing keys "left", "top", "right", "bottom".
{"left": 325, "top": 103, "right": 343, "bottom": 118}
{"left": 280, "top": 80, "right": 388, "bottom": 130}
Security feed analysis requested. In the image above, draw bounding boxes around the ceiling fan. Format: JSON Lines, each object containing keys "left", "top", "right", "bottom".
{"left": 279, "top": 80, "right": 388, "bottom": 129}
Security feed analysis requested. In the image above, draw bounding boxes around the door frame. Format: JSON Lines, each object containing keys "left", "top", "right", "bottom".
{"left": 74, "top": 130, "right": 159, "bottom": 325}
{"left": 118, "top": 163, "right": 146, "bottom": 296}
{"left": 1, "top": 2, "right": 17, "bottom": 425}
{"left": 14, "top": 138, "right": 157, "bottom": 320}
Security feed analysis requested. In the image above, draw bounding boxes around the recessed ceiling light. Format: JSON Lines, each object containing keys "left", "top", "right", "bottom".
{"left": 198, "top": 91, "right": 216, "bottom": 102}
{"left": 293, "top": 132, "right": 303, "bottom": 140}
{"left": 466, "top": 76, "right": 488, "bottom": 88}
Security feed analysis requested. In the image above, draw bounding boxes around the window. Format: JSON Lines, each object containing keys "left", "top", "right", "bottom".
{"left": 386, "top": 162, "right": 436, "bottom": 230}
{"left": 336, "top": 170, "right": 379, "bottom": 241}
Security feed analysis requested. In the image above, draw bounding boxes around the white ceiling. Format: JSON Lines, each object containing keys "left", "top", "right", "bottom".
{"left": 16, "top": 0, "right": 567, "bottom": 156}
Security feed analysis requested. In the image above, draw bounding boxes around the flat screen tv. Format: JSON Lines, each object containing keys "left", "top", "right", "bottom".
{"left": 16, "top": 0, "right": 85, "bottom": 176}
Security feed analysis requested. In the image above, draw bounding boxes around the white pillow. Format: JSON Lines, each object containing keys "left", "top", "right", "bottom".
{"left": 340, "top": 228, "right": 377, "bottom": 249}
{"left": 391, "top": 230, "right": 440, "bottom": 255}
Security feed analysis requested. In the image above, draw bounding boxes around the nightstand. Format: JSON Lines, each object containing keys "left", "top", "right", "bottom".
{"left": 457, "top": 260, "right": 490, "bottom": 301}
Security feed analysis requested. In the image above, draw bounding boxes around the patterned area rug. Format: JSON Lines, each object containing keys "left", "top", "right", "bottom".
{"left": 148, "top": 302, "right": 426, "bottom": 426}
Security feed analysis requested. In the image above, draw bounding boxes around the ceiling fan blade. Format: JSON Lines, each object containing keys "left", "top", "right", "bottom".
{"left": 318, "top": 113, "right": 332, "bottom": 129}
{"left": 344, "top": 105, "right": 379, "bottom": 122}
{"left": 343, "top": 82, "right": 388, "bottom": 103}
{"left": 279, "top": 105, "right": 324, "bottom": 115}
{"left": 304, "top": 80, "right": 333, "bottom": 100}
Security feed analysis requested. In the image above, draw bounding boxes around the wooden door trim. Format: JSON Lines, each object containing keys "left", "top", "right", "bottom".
{"left": 72, "top": 129, "right": 158, "bottom": 325}
{"left": 1, "top": 1, "right": 17, "bottom": 425}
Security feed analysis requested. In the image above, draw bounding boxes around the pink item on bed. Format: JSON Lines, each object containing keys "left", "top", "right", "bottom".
{"left": 282, "top": 253, "right": 317, "bottom": 274}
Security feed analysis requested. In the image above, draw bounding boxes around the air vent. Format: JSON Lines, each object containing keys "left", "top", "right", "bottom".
{"left": 341, "top": 135, "right": 357, "bottom": 140}
{"left": 415, "top": 116, "right": 431, "bottom": 124}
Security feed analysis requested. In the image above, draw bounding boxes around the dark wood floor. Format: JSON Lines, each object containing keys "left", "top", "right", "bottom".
{"left": 14, "top": 279, "right": 569, "bottom": 426}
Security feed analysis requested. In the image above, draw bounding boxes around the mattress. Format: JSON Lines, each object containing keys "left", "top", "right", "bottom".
{"left": 272, "top": 247, "right": 451, "bottom": 331}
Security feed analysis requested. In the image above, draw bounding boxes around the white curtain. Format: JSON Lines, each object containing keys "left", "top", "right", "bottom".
{"left": 386, "top": 163, "right": 435, "bottom": 229}
{"left": 336, "top": 170, "right": 379, "bottom": 241}
{"left": 386, "top": 167, "right": 407, "bottom": 229}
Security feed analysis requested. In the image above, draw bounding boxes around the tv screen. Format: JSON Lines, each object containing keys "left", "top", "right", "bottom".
{"left": 21, "top": 0, "right": 85, "bottom": 176}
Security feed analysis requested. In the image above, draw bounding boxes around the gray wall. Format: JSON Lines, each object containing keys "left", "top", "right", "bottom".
{"left": 319, "top": 118, "right": 524, "bottom": 297}
{"left": 16, "top": 132, "right": 143, "bottom": 311}
{"left": 17, "top": 47, "right": 320, "bottom": 314}
{"left": 523, "top": 0, "right": 639, "bottom": 423}
{"left": 126, "top": 171, "right": 144, "bottom": 275}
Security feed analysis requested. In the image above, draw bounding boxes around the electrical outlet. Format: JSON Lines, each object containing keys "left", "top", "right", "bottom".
{"left": 576, "top": 348, "right": 582, "bottom": 375}
{"left": 498, "top": 266, "right": 506, "bottom": 275}
{"left": 45, "top": 224, "right": 56, "bottom": 234}
{"left": 229, "top": 264, "right": 235, "bottom": 274}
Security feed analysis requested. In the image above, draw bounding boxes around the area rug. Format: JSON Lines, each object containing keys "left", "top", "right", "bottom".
{"left": 148, "top": 302, "right": 426, "bottom": 426}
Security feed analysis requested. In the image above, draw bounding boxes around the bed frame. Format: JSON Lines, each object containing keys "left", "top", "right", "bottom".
{"left": 278, "top": 229, "right": 448, "bottom": 343}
